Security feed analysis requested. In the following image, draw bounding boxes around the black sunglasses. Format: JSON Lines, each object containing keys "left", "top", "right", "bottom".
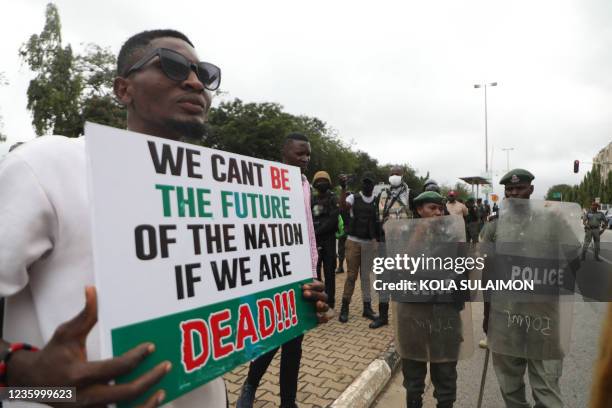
{"left": 124, "top": 48, "right": 221, "bottom": 91}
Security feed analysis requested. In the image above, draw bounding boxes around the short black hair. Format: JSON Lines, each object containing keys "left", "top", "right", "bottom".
{"left": 117, "top": 29, "right": 194, "bottom": 76}
{"left": 285, "top": 132, "right": 309, "bottom": 143}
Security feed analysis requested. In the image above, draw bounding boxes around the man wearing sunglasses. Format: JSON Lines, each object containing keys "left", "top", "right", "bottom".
{"left": 0, "top": 29, "right": 328, "bottom": 408}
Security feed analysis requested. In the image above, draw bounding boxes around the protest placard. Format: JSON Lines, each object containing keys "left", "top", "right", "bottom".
{"left": 85, "top": 122, "right": 318, "bottom": 406}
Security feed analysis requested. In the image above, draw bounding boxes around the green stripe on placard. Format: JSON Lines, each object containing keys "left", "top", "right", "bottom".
{"left": 112, "top": 279, "right": 318, "bottom": 407}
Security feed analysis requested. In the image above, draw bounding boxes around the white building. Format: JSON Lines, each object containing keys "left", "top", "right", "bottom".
{"left": 594, "top": 142, "right": 612, "bottom": 181}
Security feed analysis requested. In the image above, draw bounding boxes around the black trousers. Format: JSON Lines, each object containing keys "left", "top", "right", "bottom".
{"left": 402, "top": 358, "right": 458, "bottom": 404}
{"left": 246, "top": 335, "right": 304, "bottom": 405}
{"left": 316, "top": 235, "right": 336, "bottom": 308}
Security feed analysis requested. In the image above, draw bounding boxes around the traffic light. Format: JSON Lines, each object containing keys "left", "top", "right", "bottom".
{"left": 573, "top": 160, "right": 579, "bottom": 173}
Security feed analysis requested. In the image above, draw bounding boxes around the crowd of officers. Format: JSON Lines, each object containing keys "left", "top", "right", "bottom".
{"left": 309, "top": 166, "right": 606, "bottom": 408}
{"left": 309, "top": 167, "right": 486, "bottom": 408}
{"left": 310, "top": 167, "right": 496, "bottom": 326}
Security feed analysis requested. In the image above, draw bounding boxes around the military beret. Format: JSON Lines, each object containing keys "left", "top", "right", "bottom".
{"left": 413, "top": 191, "right": 445, "bottom": 206}
{"left": 499, "top": 168, "right": 535, "bottom": 185}
{"left": 312, "top": 170, "right": 331, "bottom": 184}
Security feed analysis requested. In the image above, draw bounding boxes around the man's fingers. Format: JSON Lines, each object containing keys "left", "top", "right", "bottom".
{"left": 54, "top": 286, "right": 98, "bottom": 342}
{"left": 79, "top": 361, "right": 170, "bottom": 406}
{"left": 303, "top": 288, "right": 328, "bottom": 304}
{"left": 77, "top": 343, "right": 155, "bottom": 385}
{"left": 307, "top": 280, "right": 326, "bottom": 291}
{"left": 315, "top": 300, "right": 329, "bottom": 313}
{"left": 138, "top": 390, "right": 166, "bottom": 408}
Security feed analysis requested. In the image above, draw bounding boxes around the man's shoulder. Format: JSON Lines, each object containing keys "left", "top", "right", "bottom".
{"left": 1, "top": 136, "right": 86, "bottom": 190}
{"left": 7, "top": 136, "right": 84, "bottom": 164}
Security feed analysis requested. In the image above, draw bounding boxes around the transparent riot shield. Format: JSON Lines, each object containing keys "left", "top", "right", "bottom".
{"left": 486, "top": 199, "right": 581, "bottom": 360}
{"left": 371, "top": 215, "right": 474, "bottom": 362}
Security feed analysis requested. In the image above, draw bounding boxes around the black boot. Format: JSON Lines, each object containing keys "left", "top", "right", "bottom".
{"left": 236, "top": 383, "right": 257, "bottom": 408}
{"left": 362, "top": 301, "right": 378, "bottom": 320}
{"left": 369, "top": 302, "right": 389, "bottom": 329}
{"left": 437, "top": 403, "right": 454, "bottom": 408}
{"left": 339, "top": 299, "right": 350, "bottom": 323}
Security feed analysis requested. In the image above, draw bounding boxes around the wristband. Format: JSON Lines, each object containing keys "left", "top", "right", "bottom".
{"left": 0, "top": 343, "right": 39, "bottom": 387}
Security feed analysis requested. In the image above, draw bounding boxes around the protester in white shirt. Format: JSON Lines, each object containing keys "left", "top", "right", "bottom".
{"left": 0, "top": 29, "right": 328, "bottom": 408}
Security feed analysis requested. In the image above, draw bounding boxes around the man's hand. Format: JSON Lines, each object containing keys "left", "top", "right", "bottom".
{"left": 302, "top": 280, "right": 330, "bottom": 323}
{"left": 7, "top": 287, "right": 170, "bottom": 407}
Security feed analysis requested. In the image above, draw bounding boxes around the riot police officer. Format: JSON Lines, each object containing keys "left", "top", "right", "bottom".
{"left": 481, "top": 168, "right": 579, "bottom": 408}
{"left": 392, "top": 191, "right": 473, "bottom": 408}
{"left": 581, "top": 201, "right": 607, "bottom": 261}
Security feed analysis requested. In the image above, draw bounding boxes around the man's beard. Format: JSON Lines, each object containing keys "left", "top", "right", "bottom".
{"left": 166, "top": 119, "right": 207, "bottom": 143}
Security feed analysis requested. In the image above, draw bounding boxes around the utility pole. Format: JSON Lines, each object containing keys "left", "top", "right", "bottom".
{"left": 474, "top": 82, "right": 498, "bottom": 174}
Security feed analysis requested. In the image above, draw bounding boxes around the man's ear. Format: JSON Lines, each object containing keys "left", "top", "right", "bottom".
{"left": 113, "top": 77, "right": 132, "bottom": 106}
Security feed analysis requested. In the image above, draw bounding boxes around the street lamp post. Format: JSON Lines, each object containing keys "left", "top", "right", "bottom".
{"left": 501, "top": 147, "right": 514, "bottom": 172}
{"left": 474, "top": 82, "right": 498, "bottom": 174}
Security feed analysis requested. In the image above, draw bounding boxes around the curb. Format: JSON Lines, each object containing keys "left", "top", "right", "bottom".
{"left": 330, "top": 342, "right": 400, "bottom": 408}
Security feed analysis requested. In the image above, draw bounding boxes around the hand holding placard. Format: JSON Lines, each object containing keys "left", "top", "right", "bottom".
{"left": 7, "top": 287, "right": 170, "bottom": 407}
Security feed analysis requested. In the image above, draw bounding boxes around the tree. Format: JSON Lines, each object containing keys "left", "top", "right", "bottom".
{"left": 205, "top": 98, "right": 424, "bottom": 188}
{"left": 77, "top": 44, "right": 126, "bottom": 129}
{"left": 19, "top": 3, "right": 125, "bottom": 137}
{"left": 545, "top": 184, "right": 574, "bottom": 201}
{"left": 439, "top": 182, "right": 472, "bottom": 201}
{"left": 19, "top": 3, "right": 82, "bottom": 137}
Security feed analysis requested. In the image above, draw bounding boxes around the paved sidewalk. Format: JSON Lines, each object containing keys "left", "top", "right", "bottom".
{"left": 224, "top": 272, "right": 394, "bottom": 408}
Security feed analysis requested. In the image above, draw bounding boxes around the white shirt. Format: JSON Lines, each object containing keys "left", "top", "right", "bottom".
{"left": 0, "top": 136, "right": 226, "bottom": 407}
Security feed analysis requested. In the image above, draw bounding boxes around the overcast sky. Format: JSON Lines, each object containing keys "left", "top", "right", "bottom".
{"left": 1, "top": 0, "right": 611, "bottom": 199}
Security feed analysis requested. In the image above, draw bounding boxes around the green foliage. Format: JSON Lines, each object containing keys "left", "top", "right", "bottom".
{"left": 19, "top": 3, "right": 125, "bottom": 137}
{"left": 545, "top": 184, "right": 573, "bottom": 201}
{"left": 205, "top": 98, "right": 404, "bottom": 186}
{"left": 561, "top": 165, "right": 612, "bottom": 208}
{"left": 439, "top": 182, "right": 472, "bottom": 201}
{"left": 77, "top": 44, "right": 126, "bottom": 129}
{"left": 18, "top": 4, "right": 424, "bottom": 187}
